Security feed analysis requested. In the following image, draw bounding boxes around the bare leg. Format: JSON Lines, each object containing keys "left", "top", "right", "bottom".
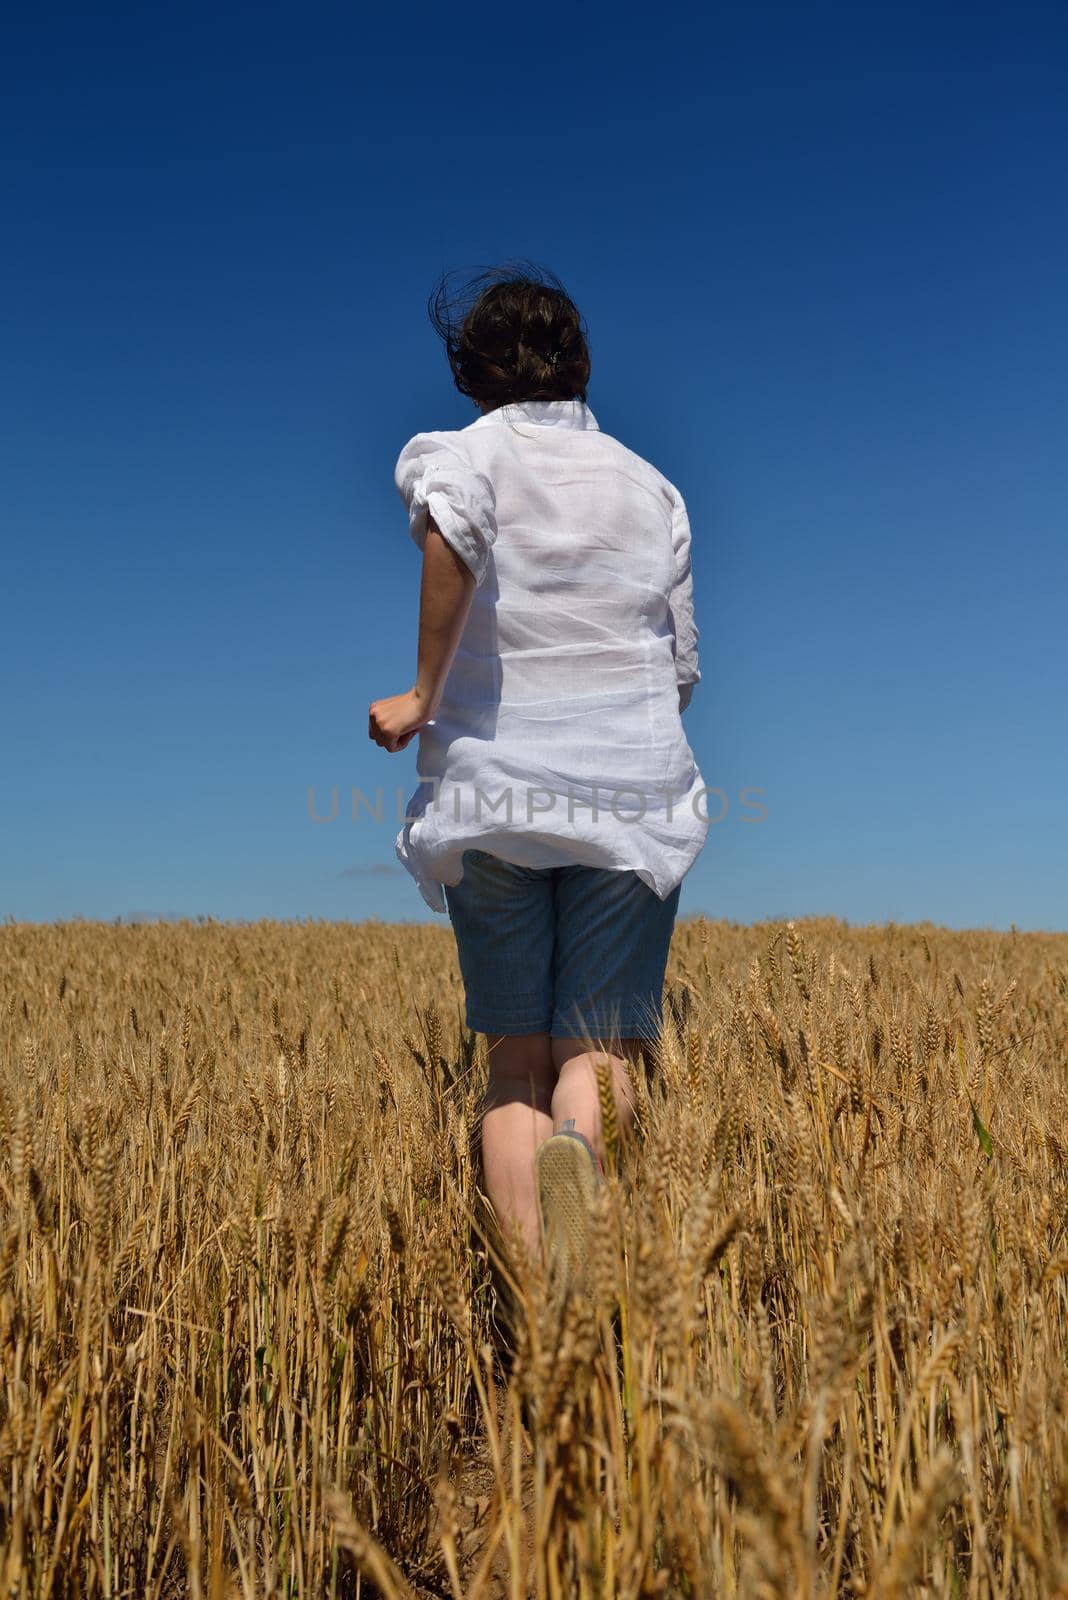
{"left": 481, "top": 1032, "right": 556, "bottom": 1264}
{"left": 549, "top": 1035, "right": 646, "bottom": 1169}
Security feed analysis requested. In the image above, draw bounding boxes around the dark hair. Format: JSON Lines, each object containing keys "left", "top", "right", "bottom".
{"left": 428, "top": 259, "right": 591, "bottom": 412}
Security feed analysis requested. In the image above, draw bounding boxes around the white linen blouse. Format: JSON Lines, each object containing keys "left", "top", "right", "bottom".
{"left": 392, "top": 396, "right": 708, "bottom": 912}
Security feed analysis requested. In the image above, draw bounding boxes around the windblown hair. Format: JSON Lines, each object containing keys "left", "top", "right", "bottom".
{"left": 428, "top": 260, "right": 591, "bottom": 412}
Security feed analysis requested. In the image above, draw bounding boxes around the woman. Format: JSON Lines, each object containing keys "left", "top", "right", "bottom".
{"left": 369, "top": 264, "right": 708, "bottom": 1302}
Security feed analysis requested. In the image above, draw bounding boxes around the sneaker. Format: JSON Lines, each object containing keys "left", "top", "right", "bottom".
{"left": 535, "top": 1121, "right": 605, "bottom": 1301}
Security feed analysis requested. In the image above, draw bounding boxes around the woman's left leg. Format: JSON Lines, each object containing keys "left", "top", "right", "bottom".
{"left": 481, "top": 1031, "right": 556, "bottom": 1264}
{"left": 443, "top": 849, "right": 558, "bottom": 1266}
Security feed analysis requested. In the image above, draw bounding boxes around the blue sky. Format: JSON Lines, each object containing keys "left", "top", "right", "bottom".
{"left": 1, "top": 2, "right": 1065, "bottom": 930}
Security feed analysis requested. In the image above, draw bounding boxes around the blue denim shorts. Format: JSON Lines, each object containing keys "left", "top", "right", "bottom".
{"left": 442, "top": 848, "right": 681, "bottom": 1041}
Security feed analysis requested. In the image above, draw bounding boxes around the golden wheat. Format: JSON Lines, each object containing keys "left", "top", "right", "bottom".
{"left": 0, "top": 914, "right": 1066, "bottom": 1596}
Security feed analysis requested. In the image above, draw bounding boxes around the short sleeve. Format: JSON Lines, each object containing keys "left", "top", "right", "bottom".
{"left": 394, "top": 431, "right": 498, "bottom": 588}
{"left": 668, "top": 484, "right": 701, "bottom": 702}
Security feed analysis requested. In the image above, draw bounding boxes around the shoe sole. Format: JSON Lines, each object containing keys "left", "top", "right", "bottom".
{"left": 536, "top": 1134, "right": 601, "bottom": 1300}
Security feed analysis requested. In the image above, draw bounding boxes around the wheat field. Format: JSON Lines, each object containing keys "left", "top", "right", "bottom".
{"left": 0, "top": 914, "right": 1065, "bottom": 1597}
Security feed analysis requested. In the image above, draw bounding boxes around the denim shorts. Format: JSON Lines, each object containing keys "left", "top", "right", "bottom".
{"left": 442, "top": 848, "right": 681, "bottom": 1041}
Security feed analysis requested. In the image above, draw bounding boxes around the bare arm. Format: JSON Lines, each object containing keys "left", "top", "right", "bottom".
{"left": 668, "top": 487, "right": 700, "bottom": 712}
{"left": 368, "top": 517, "right": 476, "bottom": 753}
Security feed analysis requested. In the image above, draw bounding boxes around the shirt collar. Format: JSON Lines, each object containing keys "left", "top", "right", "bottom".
{"left": 468, "top": 397, "right": 600, "bottom": 433}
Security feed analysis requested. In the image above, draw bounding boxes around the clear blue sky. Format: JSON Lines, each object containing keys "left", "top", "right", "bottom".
{"left": 2, "top": 2, "right": 1065, "bottom": 931}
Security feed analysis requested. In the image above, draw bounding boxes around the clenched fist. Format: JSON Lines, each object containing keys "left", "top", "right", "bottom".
{"left": 368, "top": 687, "right": 437, "bottom": 753}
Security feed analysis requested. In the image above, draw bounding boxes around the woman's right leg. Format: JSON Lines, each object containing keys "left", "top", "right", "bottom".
{"left": 534, "top": 872, "right": 678, "bottom": 1301}
{"left": 548, "top": 1035, "right": 645, "bottom": 1169}
{"left": 548, "top": 866, "right": 681, "bottom": 1166}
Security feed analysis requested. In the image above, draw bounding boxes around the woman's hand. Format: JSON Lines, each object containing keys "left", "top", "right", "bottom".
{"left": 369, "top": 520, "right": 474, "bottom": 754}
{"left": 368, "top": 687, "right": 438, "bottom": 752}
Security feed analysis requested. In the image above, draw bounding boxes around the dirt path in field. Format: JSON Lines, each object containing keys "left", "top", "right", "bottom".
{"left": 430, "top": 1377, "right": 541, "bottom": 1599}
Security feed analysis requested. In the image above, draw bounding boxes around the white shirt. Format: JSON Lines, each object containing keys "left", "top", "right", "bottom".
{"left": 392, "top": 396, "right": 708, "bottom": 912}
